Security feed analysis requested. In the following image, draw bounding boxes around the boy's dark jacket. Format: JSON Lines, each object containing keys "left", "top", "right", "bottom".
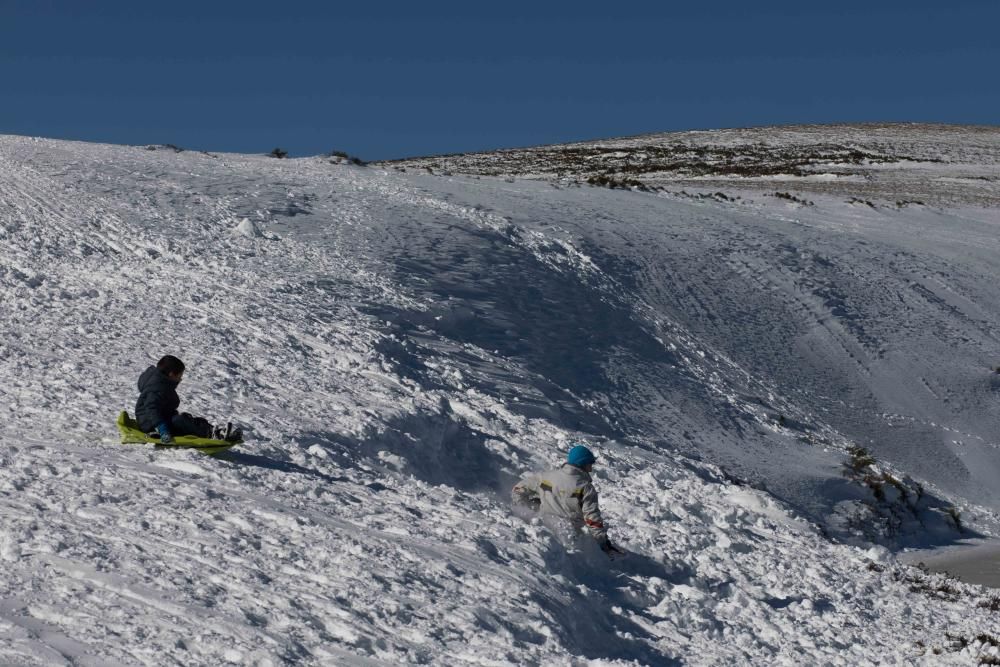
{"left": 135, "top": 366, "right": 180, "bottom": 431}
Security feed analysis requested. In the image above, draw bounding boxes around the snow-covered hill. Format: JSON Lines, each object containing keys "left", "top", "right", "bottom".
{"left": 1, "top": 127, "right": 999, "bottom": 665}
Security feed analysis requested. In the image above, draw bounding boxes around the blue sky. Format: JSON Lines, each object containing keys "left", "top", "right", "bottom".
{"left": 1, "top": 1, "right": 998, "bottom": 160}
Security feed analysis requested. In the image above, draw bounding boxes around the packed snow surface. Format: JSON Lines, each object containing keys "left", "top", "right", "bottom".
{"left": 1, "top": 127, "right": 1000, "bottom": 665}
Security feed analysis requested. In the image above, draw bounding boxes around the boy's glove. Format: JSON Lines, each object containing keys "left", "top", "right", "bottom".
{"left": 156, "top": 422, "right": 173, "bottom": 444}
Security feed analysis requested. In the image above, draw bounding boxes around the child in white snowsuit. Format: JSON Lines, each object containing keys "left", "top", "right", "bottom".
{"left": 511, "top": 444, "right": 623, "bottom": 555}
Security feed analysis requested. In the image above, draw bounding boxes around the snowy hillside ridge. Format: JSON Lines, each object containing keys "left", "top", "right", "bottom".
{"left": 380, "top": 123, "right": 1000, "bottom": 208}
{"left": 0, "top": 132, "right": 999, "bottom": 664}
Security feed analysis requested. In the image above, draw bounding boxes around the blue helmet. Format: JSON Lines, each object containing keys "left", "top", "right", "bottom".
{"left": 566, "top": 444, "right": 596, "bottom": 467}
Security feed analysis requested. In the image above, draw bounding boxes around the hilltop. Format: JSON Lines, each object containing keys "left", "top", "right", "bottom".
{"left": 381, "top": 123, "right": 1000, "bottom": 207}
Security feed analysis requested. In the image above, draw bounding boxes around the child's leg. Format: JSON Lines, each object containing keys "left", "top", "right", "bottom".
{"left": 170, "top": 413, "right": 214, "bottom": 438}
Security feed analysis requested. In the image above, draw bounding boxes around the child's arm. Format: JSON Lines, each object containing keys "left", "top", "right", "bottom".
{"left": 511, "top": 474, "right": 542, "bottom": 509}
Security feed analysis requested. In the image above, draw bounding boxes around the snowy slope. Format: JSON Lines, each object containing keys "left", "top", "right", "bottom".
{"left": 387, "top": 124, "right": 1000, "bottom": 528}
{"left": 1, "top": 130, "right": 999, "bottom": 665}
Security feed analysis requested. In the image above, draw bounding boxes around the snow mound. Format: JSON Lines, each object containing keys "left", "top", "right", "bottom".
{"left": 231, "top": 216, "right": 264, "bottom": 238}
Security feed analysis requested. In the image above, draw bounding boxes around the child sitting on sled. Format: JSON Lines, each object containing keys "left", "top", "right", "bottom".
{"left": 135, "top": 355, "right": 240, "bottom": 443}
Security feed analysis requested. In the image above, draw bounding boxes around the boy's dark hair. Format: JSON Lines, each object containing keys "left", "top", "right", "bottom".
{"left": 157, "top": 355, "right": 186, "bottom": 375}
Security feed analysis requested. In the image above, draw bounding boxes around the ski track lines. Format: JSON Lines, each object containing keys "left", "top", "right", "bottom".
{"left": 2, "top": 136, "right": 1000, "bottom": 664}
{"left": 382, "top": 180, "right": 798, "bottom": 444}
{"left": 618, "top": 199, "right": 1000, "bottom": 503}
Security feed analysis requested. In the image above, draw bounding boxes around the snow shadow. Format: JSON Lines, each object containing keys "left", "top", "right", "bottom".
{"left": 299, "top": 410, "right": 521, "bottom": 494}
{"left": 217, "top": 451, "right": 353, "bottom": 485}
{"left": 528, "top": 537, "right": 686, "bottom": 665}
{"left": 809, "top": 474, "right": 984, "bottom": 551}
{"left": 363, "top": 222, "right": 685, "bottom": 439}
{"left": 370, "top": 327, "right": 610, "bottom": 435}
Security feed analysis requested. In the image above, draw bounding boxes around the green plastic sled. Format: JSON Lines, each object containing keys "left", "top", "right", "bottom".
{"left": 117, "top": 411, "right": 238, "bottom": 455}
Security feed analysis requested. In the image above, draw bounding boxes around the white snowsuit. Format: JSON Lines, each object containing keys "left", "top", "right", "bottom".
{"left": 511, "top": 463, "right": 608, "bottom": 542}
